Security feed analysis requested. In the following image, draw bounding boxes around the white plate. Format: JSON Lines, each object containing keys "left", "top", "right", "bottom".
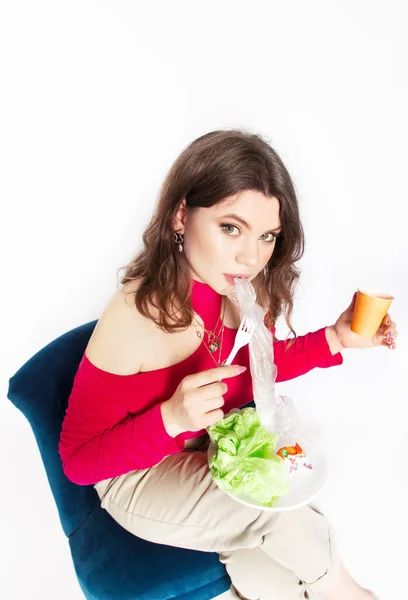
{"left": 208, "top": 433, "right": 329, "bottom": 511}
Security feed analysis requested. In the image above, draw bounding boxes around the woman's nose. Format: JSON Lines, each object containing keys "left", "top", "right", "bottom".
{"left": 235, "top": 241, "right": 259, "bottom": 267}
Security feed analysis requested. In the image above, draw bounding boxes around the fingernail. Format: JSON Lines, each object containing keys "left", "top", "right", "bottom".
{"left": 235, "top": 366, "right": 247, "bottom": 374}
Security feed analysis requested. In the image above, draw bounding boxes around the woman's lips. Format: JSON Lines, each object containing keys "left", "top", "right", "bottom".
{"left": 224, "top": 274, "right": 251, "bottom": 285}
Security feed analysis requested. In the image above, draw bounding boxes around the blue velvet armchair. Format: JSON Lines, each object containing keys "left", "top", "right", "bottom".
{"left": 7, "top": 321, "right": 231, "bottom": 600}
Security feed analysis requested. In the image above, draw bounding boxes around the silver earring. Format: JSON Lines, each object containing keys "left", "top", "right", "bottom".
{"left": 263, "top": 264, "right": 268, "bottom": 277}
{"left": 174, "top": 232, "right": 184, "bottom": 252}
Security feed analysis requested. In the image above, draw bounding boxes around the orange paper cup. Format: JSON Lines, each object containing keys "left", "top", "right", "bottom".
{"left": 351, "top": 289, "right": 394, "bottom": 337}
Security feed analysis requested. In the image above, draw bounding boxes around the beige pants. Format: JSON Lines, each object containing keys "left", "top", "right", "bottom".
{"left": 95, "top": 442, "right": 339, "bottom": 600}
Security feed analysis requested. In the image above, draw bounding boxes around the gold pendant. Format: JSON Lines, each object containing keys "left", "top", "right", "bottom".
{"left": 209, "top": 339, "right": 220, "bottom": 352}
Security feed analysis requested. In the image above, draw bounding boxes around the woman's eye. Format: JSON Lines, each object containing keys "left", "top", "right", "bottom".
{"left": 260, "top": 233, "right": 277, "bottom": 243}
{"left": 221, "top": 224, "right": 240, "bottom": 236}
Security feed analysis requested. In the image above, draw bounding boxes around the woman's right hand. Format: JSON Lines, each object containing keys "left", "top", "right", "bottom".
{"left": 161, "top": 365, "right": 247, "bottom": 437}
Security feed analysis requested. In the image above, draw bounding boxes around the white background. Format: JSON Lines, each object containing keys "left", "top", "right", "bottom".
{"left": 1, "top": 1, "right": 407, "bottom": 599}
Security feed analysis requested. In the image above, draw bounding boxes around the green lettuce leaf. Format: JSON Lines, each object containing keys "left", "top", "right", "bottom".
{"left": 208, "top": 408, "right": 288, "bottom": 507}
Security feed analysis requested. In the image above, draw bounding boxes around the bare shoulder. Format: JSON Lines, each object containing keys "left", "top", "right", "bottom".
{"left": 86, "top": 278, "right": 155, "bottom": 375}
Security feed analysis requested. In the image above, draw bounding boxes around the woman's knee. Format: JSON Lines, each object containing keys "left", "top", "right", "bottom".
{"left": 220, "top": 547, "right": 308, "bottom": 600}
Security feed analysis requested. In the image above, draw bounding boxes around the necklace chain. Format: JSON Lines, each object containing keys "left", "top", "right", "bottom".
{"left": 192, "top": 296, "right": 226, "bottom": 366}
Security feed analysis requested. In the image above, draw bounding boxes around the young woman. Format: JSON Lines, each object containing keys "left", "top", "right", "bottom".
{"left": 59, "top": 130, "right": 397, "bottom": 600}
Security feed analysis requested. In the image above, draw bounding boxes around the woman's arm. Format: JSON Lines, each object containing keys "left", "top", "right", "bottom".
{"left": 59, "top": 375, "right": 183, "bottom": 485}
{"left": 273, "top": 327, "right": 343, "bottom": 382}
{"left": 59, "top": 285, "right": 183, "bottom": 486}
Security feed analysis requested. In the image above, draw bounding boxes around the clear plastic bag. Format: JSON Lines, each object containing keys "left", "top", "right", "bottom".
{"left": 227, "top": 278, "right": 320, "bottom": 448}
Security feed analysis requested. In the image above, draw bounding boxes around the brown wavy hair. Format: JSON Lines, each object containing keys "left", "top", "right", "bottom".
{"left": 119, "top": 130, "right": 305, "bottom": 341}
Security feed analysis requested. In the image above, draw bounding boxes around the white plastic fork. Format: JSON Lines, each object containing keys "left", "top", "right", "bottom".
{"left": 223, "top": 316, "right": 257, "bottom": 365}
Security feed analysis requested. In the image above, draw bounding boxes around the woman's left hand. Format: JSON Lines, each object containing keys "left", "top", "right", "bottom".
{"left": 331, "top": 292, "right": 398, "bottom": 351}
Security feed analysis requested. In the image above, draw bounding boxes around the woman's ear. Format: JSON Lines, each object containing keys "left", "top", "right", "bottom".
{"left": 172, "top": 198, "right": 187, "bottom": 232}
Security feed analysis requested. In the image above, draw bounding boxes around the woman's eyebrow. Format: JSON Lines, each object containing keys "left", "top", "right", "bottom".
{"left": 220, "top": 213, "right": 282, "bottom": 234}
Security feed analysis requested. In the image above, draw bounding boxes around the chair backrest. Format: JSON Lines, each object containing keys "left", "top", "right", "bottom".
{"left": 7, "top": 321, "right": 98, "bottom": 537}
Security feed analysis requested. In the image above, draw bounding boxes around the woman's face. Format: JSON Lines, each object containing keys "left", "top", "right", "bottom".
{"left": 177, "top": 190, "right": 282, "bottom": 295}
